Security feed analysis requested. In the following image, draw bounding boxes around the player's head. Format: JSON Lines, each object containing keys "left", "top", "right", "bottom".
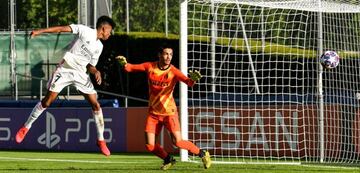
{"left": 158, "top": 45, "right": 173, "bottom": 66}
{"left": 96, "top": 16, "right": 116, "bottom": 40}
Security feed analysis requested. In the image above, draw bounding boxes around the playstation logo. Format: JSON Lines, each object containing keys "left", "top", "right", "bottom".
{"left": 37, "top": 112, "right": 60, "bottom": 148}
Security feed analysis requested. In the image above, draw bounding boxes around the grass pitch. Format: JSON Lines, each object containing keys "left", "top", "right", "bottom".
{"left": 0, "top": 151, "right": 359, "bottom": 173}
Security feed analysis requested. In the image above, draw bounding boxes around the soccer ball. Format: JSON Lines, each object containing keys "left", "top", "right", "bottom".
{"left": 320, "top": 51, "right": 340, "bottom": 69}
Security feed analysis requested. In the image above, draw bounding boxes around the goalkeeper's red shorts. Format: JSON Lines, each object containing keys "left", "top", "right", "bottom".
{"left": 145, "top": 113, "right": 180, "bottom": 135}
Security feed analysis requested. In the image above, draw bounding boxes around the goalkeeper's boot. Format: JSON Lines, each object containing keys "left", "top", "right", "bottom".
{"left": 161, "top": 155, "right": 176, "bottom": 170}
{"left": 15, "top": 125, "right": 29, "bottom": 143}
{"left": 97, "top": 140, "right": 111, "bottom": 156}
{"left": 200, "top": 150, "right": 211, "bottom": 169}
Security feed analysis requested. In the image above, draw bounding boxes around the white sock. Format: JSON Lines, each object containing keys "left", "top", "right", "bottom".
{"left": 24, "top": 102, "right": 46, "bottom": 129}
{"left": 93, "top": 109, "right": 105, "bottom": 141}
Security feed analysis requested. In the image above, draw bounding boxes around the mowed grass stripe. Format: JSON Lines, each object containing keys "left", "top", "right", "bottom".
{"left": 0, "top": 156, "right": 158, "bottom": 164}
{"left": 0, "top": 151, "right": 359, "bottom": 173}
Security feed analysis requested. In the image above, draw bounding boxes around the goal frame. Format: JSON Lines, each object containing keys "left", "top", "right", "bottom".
{"left": 179, "top": 0, "right": 360, "bottom": 164}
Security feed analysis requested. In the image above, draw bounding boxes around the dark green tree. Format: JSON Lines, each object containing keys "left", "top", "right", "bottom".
{"left": 112, "top": 0, "right": 179, "bottom": 34}
{"left": 0, "top": 1, "right": 9, "bottom": 29}
{"left": 16, "top": 0, "right": 77, "bottom": 29}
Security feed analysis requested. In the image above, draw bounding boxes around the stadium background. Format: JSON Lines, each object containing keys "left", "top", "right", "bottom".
{"left": 0, "top": 0, "right": 181, "bottom": 153}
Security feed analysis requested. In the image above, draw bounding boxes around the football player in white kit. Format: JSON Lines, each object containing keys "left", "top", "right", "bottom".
{"left": 15, "top": 16, "right": 116, "bottom": 156}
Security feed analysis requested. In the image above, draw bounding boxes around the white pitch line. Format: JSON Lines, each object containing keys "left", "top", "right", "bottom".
{"left": 187, "top": 160, "right": 359, "bottom": 170}
{"left": 300, "top": 164, "right": 360, "bottom": 170}
{"left": 0, "top": 156, "right": 157, "bottom": 164}
{"left": 186, "top": 160, "right": 301, "bottom": 165}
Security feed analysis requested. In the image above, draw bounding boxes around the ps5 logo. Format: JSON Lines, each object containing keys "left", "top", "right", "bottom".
{"left": 37, "top": 112, "right": 60, "bottom": 148}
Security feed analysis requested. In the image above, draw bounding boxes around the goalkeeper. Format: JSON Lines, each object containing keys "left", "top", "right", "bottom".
{"left": 116, "top": 45, "right": 211, "bottom": 170}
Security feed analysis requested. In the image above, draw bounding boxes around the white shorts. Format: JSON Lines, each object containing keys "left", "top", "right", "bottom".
{"left": 47, "top": 66, "right": 97, "bottom": 94}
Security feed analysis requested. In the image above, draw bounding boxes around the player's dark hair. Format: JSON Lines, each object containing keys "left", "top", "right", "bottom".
{"left": 96, "top": 16, "right": 116, "bottom": 29}
{"left": 158, "top": 44, "right": 173, "bottom": 54}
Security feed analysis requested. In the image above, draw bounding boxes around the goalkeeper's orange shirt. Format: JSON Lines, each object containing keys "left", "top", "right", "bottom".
{"left": 124, "top": 62, "right": 195, "bottom": 116}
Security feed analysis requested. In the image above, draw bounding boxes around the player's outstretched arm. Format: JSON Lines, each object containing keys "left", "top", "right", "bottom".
{"left": 189, "top": 70, "right": 202, "bottom": 81}
{"left": 115, "top": 55, "right": 148, "bottom": 72}
{"left": 173, "top": 68, "right": 201, "bottom": 87}
{"left": 30, "top": 26, "right": 72, "bottom": 38}
{"left": 115, "top": 55, "right": 127, "bottom": 67}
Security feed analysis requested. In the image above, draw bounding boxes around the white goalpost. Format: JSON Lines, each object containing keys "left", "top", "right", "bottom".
{"left": 180, "top": 0, "right": 360, "bottom": 164}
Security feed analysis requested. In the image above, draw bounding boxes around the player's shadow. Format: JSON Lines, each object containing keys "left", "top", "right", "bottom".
{"left": 30, "top": 49, "right": 45, "bottom": 99}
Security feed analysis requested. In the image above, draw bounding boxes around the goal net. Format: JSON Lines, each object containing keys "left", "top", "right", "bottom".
{"left": 181, "top": 0, "right": 360, "bottom": 164}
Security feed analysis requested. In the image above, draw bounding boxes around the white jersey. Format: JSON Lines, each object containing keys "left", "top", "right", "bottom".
{"left": 62, "top": 24, "right": 103, "bottom": 73}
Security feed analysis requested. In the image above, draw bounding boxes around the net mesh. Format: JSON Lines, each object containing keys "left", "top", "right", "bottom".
{"left": 186, "top": 0, "right": 360, "bottom": 164}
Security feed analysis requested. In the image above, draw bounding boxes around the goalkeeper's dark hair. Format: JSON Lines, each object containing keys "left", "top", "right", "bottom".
{"left": 96, "top": 16, "right": 116, "bottom": 29}
{"left": 158, "top": 43, "right": 173, "bottom": 54}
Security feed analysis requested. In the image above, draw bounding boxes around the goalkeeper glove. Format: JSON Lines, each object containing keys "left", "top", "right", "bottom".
{"left": 115, "top": 55, "right": 127, "bottom": 67}
{"left": 189, "top": 70, "right": 202, "bottom": 81}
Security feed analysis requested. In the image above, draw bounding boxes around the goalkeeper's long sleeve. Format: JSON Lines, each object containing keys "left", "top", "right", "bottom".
{"left": 172, "top": 67, "right": 195, "bottom": 87}
{"left": 123, "top": 62, "right": 151, "bottom": 72}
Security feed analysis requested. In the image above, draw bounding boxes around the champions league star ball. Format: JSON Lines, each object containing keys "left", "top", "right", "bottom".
{"left": 320, "top": 51, "right": 340, "bottom": 69}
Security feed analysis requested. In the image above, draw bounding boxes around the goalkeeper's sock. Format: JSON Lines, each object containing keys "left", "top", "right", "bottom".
{"left": 93, "top": 109, "right": 105, "bottom": 141}
{"left": 175, "top": 140, "right": 200, "bottom": 155}
{"left": 24, "top": 102, "right": 46, "bottom": 129}
{"left": 146, "top": 144, "right": 168, "bottom": 159}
